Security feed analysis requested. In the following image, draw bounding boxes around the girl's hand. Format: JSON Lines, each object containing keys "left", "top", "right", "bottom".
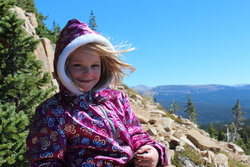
{"left": 134, "top": 145, "right": 159, "bottom": 167}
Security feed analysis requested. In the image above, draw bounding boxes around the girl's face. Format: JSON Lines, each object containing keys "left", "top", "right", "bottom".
{"left": 66, "top": 46, "right": 101, "bottom": 92}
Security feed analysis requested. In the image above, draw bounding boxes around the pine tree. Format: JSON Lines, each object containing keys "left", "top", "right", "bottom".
{"left": 15, "top": 0, "right": 36, "bottom": 13}
{"left": 0, "top": 0, "right": 15, "bottom": 16}
{"left": 217, "top": 130, "right": 226, "bottom": 141}
{"left": 184, "top": 95, "right": 197, "bottom": 122}
{"left": 0, "top": 0, "right": 54, "bottom": 165}
{"left": 234, "top": 124, "right": 250, "bottom": 155}
{"left": 0, "top": 3, "right": 54, "bottom": 116}
{"left": 231, "top": 99, "right": 244, "bottom": 142}
{"left": 49, "top": 21, "right": 61, "bottom": 43}
{"left": 89, "top": 10, "right": 98, "bottom": 31}
{"left": 207, "top": 123, "right": 218, "bottom": 139}
{"left": 0, "top": 103, "right": 29, "bottom": 166}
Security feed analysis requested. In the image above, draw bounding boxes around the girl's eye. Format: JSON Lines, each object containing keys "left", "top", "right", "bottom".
{"left": 73, "top": 64, "right": 81, "bottom": 67}
{"left": 92, "top": 64, "right": 100, "bottom": 68}
{"left": 72, "top": 64, "right": 82, "bottom": 69}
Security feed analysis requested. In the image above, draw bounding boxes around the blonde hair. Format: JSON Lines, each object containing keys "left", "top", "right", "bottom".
{"left": 66, "top": 43, "right": 135, "bottom": 91}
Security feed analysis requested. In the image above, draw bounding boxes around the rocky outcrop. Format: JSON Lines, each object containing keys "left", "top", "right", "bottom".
{"left": 11, "top": 6, "right": 58, "bottom": 88}
{"left": 13, "top": 6, "right": 250, "bottom": 167}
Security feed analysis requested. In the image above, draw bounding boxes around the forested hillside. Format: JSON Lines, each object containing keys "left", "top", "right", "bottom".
{"left": 133, "top": 84, "right": 250, "bottom": 125}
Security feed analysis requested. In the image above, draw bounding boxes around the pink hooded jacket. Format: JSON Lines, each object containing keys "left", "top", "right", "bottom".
{"left": 26, "top": 19, "right": 168, "bottom": 167}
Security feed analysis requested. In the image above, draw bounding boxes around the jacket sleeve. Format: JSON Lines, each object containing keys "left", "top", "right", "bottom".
{"left": 120, "top": 91, "right": 168, "bottom": 166}
{"left": 26, "top": 103, "right": 66, "bottom": 167}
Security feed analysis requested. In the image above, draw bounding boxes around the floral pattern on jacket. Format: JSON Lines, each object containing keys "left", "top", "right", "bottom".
{"left": 26, "top": 88, "right": 167, "bottom": 167}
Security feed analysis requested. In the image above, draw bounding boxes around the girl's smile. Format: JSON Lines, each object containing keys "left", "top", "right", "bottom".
{"left": 66, "top": 46, "right": 101, "bottom": 92}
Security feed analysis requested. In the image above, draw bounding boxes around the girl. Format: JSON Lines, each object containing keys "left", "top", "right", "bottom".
{"left": 26, "top": 19, "right": 168, "bottom": 167}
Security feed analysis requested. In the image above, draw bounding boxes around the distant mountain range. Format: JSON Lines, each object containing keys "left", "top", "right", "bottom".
{"left": 132, "top": 84, "right": 250, "bottom": 125}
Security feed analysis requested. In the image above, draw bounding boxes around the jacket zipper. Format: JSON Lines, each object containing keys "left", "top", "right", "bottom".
{"left": 98, "top": 105, "right": 117, "bottom": 140}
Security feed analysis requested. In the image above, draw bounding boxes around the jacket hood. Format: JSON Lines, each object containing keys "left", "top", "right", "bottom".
{"left": 54, "top": 19, "right": 115, "bottom": 95}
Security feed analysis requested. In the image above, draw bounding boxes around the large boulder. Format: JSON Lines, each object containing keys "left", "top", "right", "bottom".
{"left": 187, "top": 129, "right": 221, "bottom": 152}
{"left": 41, "top": 38, "right": 55, "bottom": 73}
{"left": 33, "top": 35, "right": 50, "bottom": 72}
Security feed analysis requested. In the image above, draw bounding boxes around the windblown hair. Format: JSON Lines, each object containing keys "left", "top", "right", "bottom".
{"left": 66, "top": 43, "right": 135, "bottom": 91}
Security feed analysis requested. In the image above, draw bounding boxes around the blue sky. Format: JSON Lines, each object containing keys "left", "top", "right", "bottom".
{"left": 34, "top": 0, "right": 250, "bottom": 87}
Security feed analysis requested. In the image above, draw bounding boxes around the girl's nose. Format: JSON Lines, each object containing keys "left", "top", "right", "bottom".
{"left": 82, "top": 67, "right": 92, "bottom": 74}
